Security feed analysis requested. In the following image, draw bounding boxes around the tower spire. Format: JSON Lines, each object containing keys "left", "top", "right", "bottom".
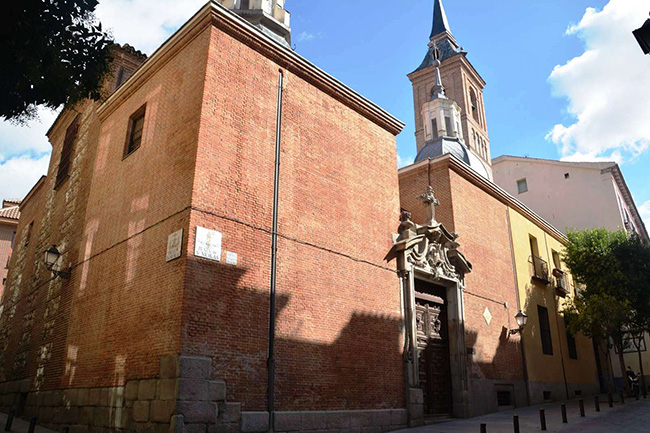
{"left": 430, "top": 0, "right": 452, "bottom": 39}
{"left": 413, "top": 0, "right": 460, "bottom": 72}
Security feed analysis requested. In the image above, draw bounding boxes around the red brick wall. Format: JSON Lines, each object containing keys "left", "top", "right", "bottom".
{"left": 181, "top": 23, "right": 404, "bottom": 411}
{"left": 448, "top": 168, "right": 523, "bottom": 381}
{"left": 0, "top": 222, "right": 17, "bottom": 297}
{"left": 0, "top": 28, "right": 210, "bottom": 390}
{"left": 398, "top": 159, "right": 523, "bottom": 382}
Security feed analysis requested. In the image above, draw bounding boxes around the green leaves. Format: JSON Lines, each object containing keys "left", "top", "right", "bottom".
{"left": 0, "top": 0, "right": 114, "bottom": 123}
{"left": 562, "top": 229, "right": 650, "bottom": 347}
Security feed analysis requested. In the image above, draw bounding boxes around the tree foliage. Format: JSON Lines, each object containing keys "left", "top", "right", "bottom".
{"left": 562, "top": 228, "right": 650, "bottom": 346}
{"left": 0, "top": 0, "right": 113, "bottom": 123}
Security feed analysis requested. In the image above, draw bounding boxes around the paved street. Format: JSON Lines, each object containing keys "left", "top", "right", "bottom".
{"left": 395, "top": 396, "right": 650, "bottom": 433}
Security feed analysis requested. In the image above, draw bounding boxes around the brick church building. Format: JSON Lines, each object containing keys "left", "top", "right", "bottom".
{"left": 0, "top": 0, "right": 599, "bottom": 432}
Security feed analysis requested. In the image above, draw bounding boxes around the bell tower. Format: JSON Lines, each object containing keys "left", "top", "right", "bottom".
{"left": 408, "top": 0, "right": 491, "bottom": 174}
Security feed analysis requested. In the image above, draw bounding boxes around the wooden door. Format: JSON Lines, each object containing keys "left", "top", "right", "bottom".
{"left": 416, "top": 296, "right": 452, "bottom": 415}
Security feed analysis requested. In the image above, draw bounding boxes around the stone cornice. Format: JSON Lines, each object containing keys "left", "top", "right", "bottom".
{"left": 408, "top": 53, "right": 486, "bottom": 88}
{"left": 399, "top": 155, "right": 568, "bottom": 244}
{"left": 97, "top": 1, "right": 404, "bottom": 135}
{"left": 602, "top": 164, "right": 650, "bottom": 242}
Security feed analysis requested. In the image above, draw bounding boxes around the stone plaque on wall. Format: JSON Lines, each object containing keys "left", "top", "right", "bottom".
{"left": 166, "top": 229, "right": 183, "bottom": 262}
{"left": 194, "top": 226, "right": 222, "bottom": 262}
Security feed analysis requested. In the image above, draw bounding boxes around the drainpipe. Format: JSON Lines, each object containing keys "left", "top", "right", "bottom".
{"left": 267, "top": 69, "right": 284, "bottom": 433}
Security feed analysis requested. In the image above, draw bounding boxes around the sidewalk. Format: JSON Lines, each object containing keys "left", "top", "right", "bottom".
{"left": 0, "top": 412, "right": 55, "bottom": 433}
{"left": 395, "top": 396, "right": 650, "bottom": 433}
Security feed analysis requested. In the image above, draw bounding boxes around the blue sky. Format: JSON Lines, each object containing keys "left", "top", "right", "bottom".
{"left": 0, "top": 0, "right": 648, "bottom": 225}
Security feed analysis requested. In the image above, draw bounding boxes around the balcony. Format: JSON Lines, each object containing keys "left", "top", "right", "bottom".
{"left": 553, "top": 268, "right": 570, "bottom": 297}
{"left": 529, "top": 255, "right": 550, "bottom": 284}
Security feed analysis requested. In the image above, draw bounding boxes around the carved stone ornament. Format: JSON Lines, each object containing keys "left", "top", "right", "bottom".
{"left": 390, "top": 190, "right": 472, "bottom": 283}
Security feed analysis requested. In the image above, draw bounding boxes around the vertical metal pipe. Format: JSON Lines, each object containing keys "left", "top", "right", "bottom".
{"left": 267, "top": 70, "right": 284, "bottom": 433}
{"left": 539, "top": 409, "right": 546, "bottom": 431}
{"left": 620, "top": 390, "right": 625, "bottom": 404}
{"left": 561, "top": 403, "right": 567, "bottom": 423}
{"left": 594, "top": 395, "right": 600, "bottom": 412}
{"left": 513, "top": 415, "right": 520, "bottom": 433}
{"left": 608, "top": 392, "right": 613, "bottom": 407}
{"left": 480, "top": 423, "right": 487, "bottom": 433}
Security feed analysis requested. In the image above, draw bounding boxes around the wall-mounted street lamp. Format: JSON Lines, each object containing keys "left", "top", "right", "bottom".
{"left": 44, "top": 245, "right": 71, "bottom": 279}
{"left": 510, "top": 310, "right": 528, "bottom": 335}
{"left": 633, "top": 13, "right": 650, "bottom": 55}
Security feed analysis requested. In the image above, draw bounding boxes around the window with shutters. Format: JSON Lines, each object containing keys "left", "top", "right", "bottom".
{"left": 124, "top": 104, "right": 147, "bottom": 158}
{"left": 55, "top": 115, "right": 80, "bottom": 188}
{"left": 538, "top": 305, "right": 553, "bottom": 355}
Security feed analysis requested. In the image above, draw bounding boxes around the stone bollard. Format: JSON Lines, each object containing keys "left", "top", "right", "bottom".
{"left": 4, "top": 410, "right": 14, "bottom": 432}
{"left": 513, "top": 415, "right": 520, "bottom": 433}
{"left": 594, "top": 395, "right": 600, "bottom": 412}
{"left": 561, "top": 403, "right": 568, "bottom": 424}
{"left": 27, "top": 418, "right": 37, "bottom": 433}
{"left": 579, "top": 399, "right": 585, "bottom": 417}
{"left": 540, "top": 409, "right": 547, "bottom": 431}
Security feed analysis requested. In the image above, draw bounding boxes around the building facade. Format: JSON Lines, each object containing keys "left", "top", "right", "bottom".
{"left": 492, "top": 156, "right": 649, "bottom": 241}
{"left": 0, "top": 1, "right": 604, "bottom": 431}
{"left": 492, "top": 156, "right": 650, "bottom": 391}
{"left": 0, "top": 2, "right": 409, "bottom": 432}
{"left": 396, "top": 0, "right": 599, "bottom": 417}
{"left": 0, "top": 199, "right": 20, "bottom": 298}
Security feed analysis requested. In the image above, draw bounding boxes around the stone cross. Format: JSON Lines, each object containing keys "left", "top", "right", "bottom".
{"left": 418, "top": 186, "right": 440, "bottom": 226}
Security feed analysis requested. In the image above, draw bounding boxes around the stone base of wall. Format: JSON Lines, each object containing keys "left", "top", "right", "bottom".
{"left": 527, "top": 381, "right": 599, "bottom": 406}
{"left": 0, "top": 355, "right": 408, "bottom": 433}
{"left": 235, "top": 409, "right": 407, "bottom": 433}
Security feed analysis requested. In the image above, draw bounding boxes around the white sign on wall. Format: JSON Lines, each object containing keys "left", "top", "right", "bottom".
{"left": 166, "top": 229, "right": 184, "bottom": 262}
{"left": 194, "top": 226, "right": 222, "bottom": 262}
{"left": 226, "top": 251, "right": 238, "bottom": 266}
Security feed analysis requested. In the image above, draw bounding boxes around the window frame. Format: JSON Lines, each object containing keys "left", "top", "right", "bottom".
{"left": 54, "top": 114, "right": 80, "bottom": 189}
{"left": 517, "top": 178, "right": 528, "bottom": 194}
{"left": 123, "top": 104, "right": 147, "bottom": 159}
{"left": 538, "top": 305, "right": 553, "bottom": 355}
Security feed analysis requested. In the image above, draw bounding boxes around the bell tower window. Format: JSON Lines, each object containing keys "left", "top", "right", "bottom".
{"left": 431, "top": 119, "right": 439, "bottom": 139}
{"left": 470, "top": 88, "right": 480, "bottom": 123}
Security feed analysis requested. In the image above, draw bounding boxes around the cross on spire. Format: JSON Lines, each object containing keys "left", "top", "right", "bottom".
{"left": 418, "top": 186, "right": 440, "bottom": 226}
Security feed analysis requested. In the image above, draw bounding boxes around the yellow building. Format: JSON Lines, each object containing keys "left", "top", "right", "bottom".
{"left": 508, "top": 207, "right": 600, "bottom": 404}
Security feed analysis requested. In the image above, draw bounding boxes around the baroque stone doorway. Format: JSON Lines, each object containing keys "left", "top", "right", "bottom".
{"left": 415, "top": 280, "right": 452, "bottom": 415}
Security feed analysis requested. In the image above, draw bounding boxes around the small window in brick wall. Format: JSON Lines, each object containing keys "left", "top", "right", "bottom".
{"left": 124, "top": 104, "right": 147, "bottom": 157}
{"left": 497, "top": 391, "right": 512, "bottom": 407}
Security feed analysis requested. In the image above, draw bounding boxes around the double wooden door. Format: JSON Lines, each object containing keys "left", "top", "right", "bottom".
{"left": 415, "top": 291, "right": 452, "bottom": 415}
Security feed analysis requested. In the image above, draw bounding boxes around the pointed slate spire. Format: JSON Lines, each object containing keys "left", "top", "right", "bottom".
{"left": 430, "top": 0, "right": 452, "bottom": 39}
{"left": 413, "top": 0, "right": 460, "bottom": 72}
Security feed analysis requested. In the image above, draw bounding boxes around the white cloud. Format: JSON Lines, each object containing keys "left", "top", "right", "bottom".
{"left": 397, "top": 152, "right": 414, "bottom": 168}
{"left": 297, "top": 31, "right": 324, "bottom": 43}
{"left": 0, "top": 108, "right": 58, "bottom": 159}
{"left": 0, "top": 155, "right": 50, "bottom": 201}
{"left": 96, "top": 0, "right": 206, "bottom": 55}
{"left": 640, "top": 200, "right": 650, "bottom": 231}
{"left": 547, "top": 0, "right": 650, "bottom": 162}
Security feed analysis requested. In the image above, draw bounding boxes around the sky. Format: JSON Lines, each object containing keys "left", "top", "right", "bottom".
{"left": 0, "top": 0, "right": 648, "bottom": 227}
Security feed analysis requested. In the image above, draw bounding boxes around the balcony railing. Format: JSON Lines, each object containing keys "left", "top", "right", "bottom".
{"left": 529, "top": 255, "right": 550, "bottom": 284}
